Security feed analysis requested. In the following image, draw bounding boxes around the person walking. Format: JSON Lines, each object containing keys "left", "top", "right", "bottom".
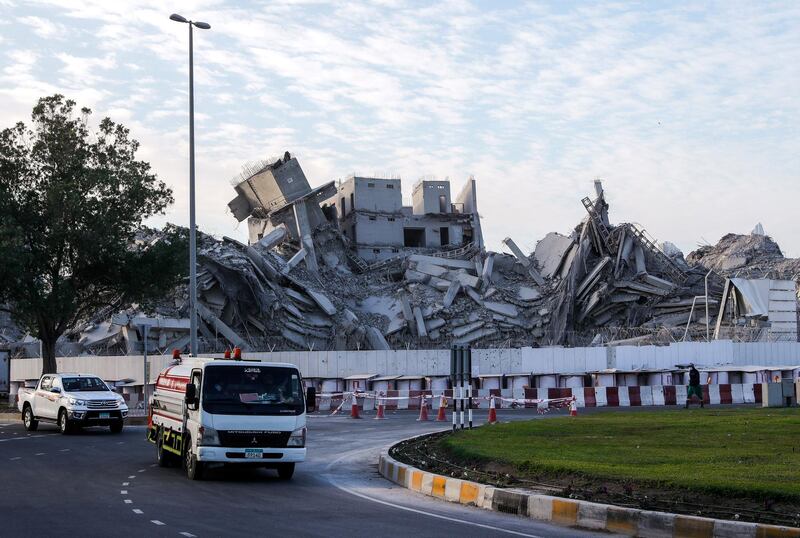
{"left": 685, "top": 364, "right": 704, "bottom": 408}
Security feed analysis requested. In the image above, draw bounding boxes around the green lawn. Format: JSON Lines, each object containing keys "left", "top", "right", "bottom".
{"left": 440, "top": 408, "right": 800, "bottom": 500}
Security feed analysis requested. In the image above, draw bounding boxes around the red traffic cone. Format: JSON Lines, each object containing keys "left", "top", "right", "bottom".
{"left": 417, "top": 395, "right": 429, "bottom": 421}
{"left": 349, "top": 394, "right": 361, "bottom": 419}
{"left": 570, "top": 397, "right": 578, "bottom": 417}
{"left": 435, "top": 394, "right": 447, "bottom": 422}
{"left": 487, "top": 396, "right": 497, "bottom": 424}
{"left": 375, "top": 394, "right": 386, "bottom": 420}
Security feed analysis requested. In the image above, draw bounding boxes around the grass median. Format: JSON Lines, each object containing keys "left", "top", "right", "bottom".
{"left": 436, "top": 408, "right": 800, "bottom": 523}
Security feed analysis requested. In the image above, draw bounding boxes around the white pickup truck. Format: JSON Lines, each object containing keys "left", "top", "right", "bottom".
{"left": 18, "top": 373, "right": 129, "bottom": 434}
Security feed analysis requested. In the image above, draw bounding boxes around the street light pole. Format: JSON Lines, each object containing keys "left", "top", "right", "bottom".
{"left": 170, "top": 13, "right": 210, "bottom": 357}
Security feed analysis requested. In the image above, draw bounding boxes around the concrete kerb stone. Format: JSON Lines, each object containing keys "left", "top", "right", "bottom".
{"left": 377, "top": 444, "right": 800, "bottom": 538}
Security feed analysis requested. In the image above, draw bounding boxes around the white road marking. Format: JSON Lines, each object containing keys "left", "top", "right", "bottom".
{"left": 179, "top": 532, "right": 197, "bottom": 537}
{"left": 324, "top": 448, "right": 543, "bottom": 538}
{"left": 122, "top": 482, "right": 129, "bottom": 486}
{"left": 132, "top": 509, "right": 143, "bottom": 515}
{"left": 35, "top": 452, "right": 45, "bottom": 456}
{"left": 121, "top": 490, "right": 128, "bottom": 494}
{"left": 138, "top": 469, "right": 146, "bottom": 473}
{"left": 128, "top": 475, "right": 136, "bottom": 479}
{"left": 60, "top": 448, "right": 70, "bottom": 452}
{"left": 10, "top": 457, "right": 21, "bottom": 461}
{"left": 124, "top": 499, "right": 132, "bottom": 504}
{"left": 0, "top": 434, "right": 47, "bottom": 443}
{"left": 150, "top": 463, "right": 157, "bottom": 467}
{"left": 151, "top": 520, "right": 165, "bottom": 526}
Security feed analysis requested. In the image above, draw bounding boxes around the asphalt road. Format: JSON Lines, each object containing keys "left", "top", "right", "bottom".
{"left": 0, "top": 409, "right": 618, "bottom": 538}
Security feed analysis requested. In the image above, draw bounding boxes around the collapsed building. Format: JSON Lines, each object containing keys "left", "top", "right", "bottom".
{"left": 1, "top": 155, "right": 798, "bottom": 359}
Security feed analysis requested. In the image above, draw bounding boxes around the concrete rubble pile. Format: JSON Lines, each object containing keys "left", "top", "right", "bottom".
{"left": 2, "top": 157, "right": 798, "bottom": 357}
{"left": 686, "top": 226, "right": 800, "bottom": 280}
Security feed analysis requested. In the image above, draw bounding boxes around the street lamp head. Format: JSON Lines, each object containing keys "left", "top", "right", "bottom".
{"left": 193, "top": 21, "right": 211, "bottom": 29}
{"left": 170, "top": 13, "right": 188, "bottom": 23}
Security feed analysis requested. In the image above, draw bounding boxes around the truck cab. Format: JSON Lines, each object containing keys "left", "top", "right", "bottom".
{"left": 18, "top": 373, "right": 128, "bottom": 434}
{"left": 148, "top": 358, "right": 316, "bottom": 480}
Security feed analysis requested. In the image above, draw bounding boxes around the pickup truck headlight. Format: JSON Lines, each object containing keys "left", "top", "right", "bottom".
{"left": 287, "top": 427, "right": 306, "bottom": 447}
{"left": 199, "top": 426, "right": 220, "bottom": 446}
{"left": 67, "top": 397, "right": 86, "bottom": 406}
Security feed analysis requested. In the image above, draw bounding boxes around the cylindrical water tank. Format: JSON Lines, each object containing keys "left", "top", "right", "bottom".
{"left": 321, "top": 379, "right": 340, "bottom": 394}
{"left": 429, "top": 377, "right": 448, "bottom": 391}
{"left": 536, "top": 375, "right": 557, "bottom": 389}
{"left": 481, "top": 377, "right": 501, "bottom": 390}
{"left": 563, "top": 375, "right": 584, "bottom": 389}
{"left": 407, "top": 378, "right": 423, "bottom": 391}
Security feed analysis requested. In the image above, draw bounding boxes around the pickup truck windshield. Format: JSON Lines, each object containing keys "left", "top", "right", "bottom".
{"left": 202, "top": 366, "right": 304, "bottom": 416}
{"left": 62, "top": 377, "right": 110, "bottom": 392}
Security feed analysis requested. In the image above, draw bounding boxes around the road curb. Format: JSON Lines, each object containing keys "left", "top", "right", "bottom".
{"left": 378, "top": 449, "right": 800, "bottom": 537}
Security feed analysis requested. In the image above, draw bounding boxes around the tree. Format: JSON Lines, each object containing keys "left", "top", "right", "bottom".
{"left": 0, "top": 95, "right": 186, "bottom": 374}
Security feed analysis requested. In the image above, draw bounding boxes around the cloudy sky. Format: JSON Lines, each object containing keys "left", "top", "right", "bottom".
{"left": 1, "top": 0, "right": 798, "bottom": 256}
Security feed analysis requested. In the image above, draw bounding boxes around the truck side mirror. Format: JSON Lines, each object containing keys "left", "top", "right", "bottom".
{"left": 306, "top": 387, "right": 316, "bottom": 413}
{"left": 51, "top": 387, "right": 61, "bottom": 394}
{"left": 185, "top": 383, "right": 197, "bottom": 409}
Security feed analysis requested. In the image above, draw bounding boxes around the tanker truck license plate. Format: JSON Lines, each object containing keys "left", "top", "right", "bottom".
{"left": 99, "top": 413, "right": 110, "bottom": 419}
{"left": 245, "top": 449, "right": 263, "bottom": 459}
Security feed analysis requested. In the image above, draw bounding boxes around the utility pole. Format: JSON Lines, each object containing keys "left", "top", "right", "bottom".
{"left": 170, "top": 13, "right": 211, "bottom": 357}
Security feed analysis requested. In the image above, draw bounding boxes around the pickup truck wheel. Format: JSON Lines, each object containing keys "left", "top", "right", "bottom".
{"left": 58, "top": 409, "right": 73, "bottom": 435}
{"left": 110, "top": 421, "right": 124, "bottom": 434}
{"left": 184, "top": 438, "right": 204, "bottom": 480}
{"left": 22, "top": 406, "right": 38, "bottom": 432}
{"left": 277, "top": 463, "right": 295, "bottom": 480}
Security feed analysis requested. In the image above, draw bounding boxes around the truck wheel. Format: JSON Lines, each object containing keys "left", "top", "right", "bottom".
{"left": 22, "top": 406, "right": 38, "bottom": 432}
{"left": 184, "top": 437, "right": 204, "bottom": 480}
{"left": 58, "top": 409, "right": 73, "bottom": 435}
{"left": 277, "top": 463, "right": 295, "bottom": 480}
{"left": 110, "top": 421, "right": 124, "bottom": 434}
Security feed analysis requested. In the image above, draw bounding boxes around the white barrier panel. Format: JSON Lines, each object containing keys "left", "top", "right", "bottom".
{"left": 742, "top": 384, "right": 756, "bottom": 403}
{"left": 640, "top": 386, "right": 653, "bottom": 406}
{"left": 595, "top": 387, "right": 607, "bottom": 407}
{"left": 618, "top": 387, "right": 630, "bottom": 407}
{"left": 675, "top": 385, "right": 688, "bottom": 405}
{"left": 708, "top": 384, "right": 721, "bottom": 405}
{"left": 651, "top": 386, "right": 665, "bottom": 406}
{"left": 573, "top": 388, "right": 585, "bottom": 408}
{"left": 731, "top": 383, "right": 744, "bottom": 404}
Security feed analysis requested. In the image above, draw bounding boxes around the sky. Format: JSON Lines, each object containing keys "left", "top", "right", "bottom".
{"left": 1, "top": 0, "right": 798, "bottom": 257}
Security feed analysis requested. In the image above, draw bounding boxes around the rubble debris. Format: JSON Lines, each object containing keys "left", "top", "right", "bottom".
{"left": 502, "top": 237, "right": 546, "bottom": 286}
{"left": 5, "top": 156, "right": 799, "bottom": 359}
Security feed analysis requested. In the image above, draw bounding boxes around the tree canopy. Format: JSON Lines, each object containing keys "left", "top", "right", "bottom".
{"left": 0, "top": 95, "right": 186, "bottom": 373}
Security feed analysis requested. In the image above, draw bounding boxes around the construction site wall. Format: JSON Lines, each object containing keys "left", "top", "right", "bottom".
{"left": 9, "top": 341, "right": 800, "bottom": 384}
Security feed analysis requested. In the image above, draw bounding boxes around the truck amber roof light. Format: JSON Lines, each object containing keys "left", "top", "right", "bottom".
{"left": 224, "top": 349, "right": 231, "bottom": 359}
{"left": 233, "top": 347, "right": 242, "bottom": 360}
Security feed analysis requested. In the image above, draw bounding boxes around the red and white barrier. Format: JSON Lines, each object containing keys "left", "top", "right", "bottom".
{"left": 316, "top": 383, "right": 780, "bottom": 413}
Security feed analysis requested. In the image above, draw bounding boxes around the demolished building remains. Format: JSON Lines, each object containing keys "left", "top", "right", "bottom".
{"left": 1, "top": 154, "right": 798, "bottom": 359}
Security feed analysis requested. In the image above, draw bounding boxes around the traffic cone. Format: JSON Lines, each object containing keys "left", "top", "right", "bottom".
{"left": 375, "top": 394, "right": 386, "bottom": 420}
{"left": 487, "top": 396, "right": 497, "bottom": 424}
{"left": 349, "top": 394, "right": 361, "bottom": 419}
{"left": 435, "top": 394, "right": 447, "bottom": 422}
{"left": 570, "top": 397, "right": 578, "bottom": 417}
{"left": 416, "top": 395, "right": 429, "bottom": 421}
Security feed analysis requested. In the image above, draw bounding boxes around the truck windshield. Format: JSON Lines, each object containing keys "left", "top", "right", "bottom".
{"left": 62, "top": 377, "right": 110, "bottom": 392}
{"left": 202, "top": 365, "right": 304, "bottom": 416}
